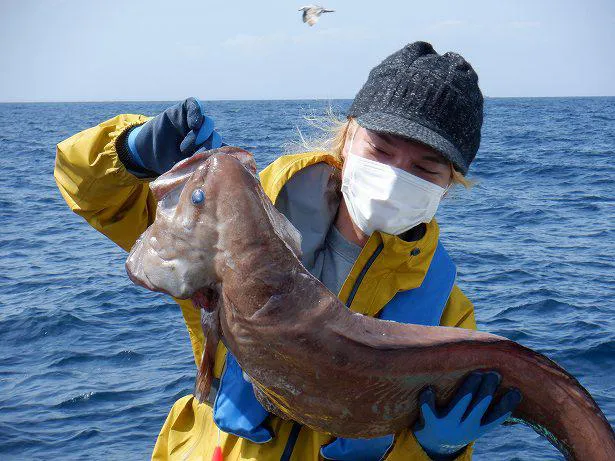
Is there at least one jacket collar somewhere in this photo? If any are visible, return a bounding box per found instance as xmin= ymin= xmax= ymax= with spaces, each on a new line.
xmin=259 ymin=151 xmax=441 ymax=314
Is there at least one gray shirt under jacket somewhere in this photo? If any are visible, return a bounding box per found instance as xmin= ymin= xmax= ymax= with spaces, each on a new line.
xmin=316 ymin=224 xmax=362 ymax=295
xmin=274 ymin=161 xmax=425 ymax=297
xmin=274 ymin=163 xmax=361 ymax=295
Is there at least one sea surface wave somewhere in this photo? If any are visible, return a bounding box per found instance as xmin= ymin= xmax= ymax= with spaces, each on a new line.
xmin=0 ymin=98 xmax=613 ymax=460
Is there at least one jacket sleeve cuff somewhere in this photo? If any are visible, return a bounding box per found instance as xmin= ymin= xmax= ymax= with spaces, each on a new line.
xmin=115 ymin=124 xmax=159 ymax=179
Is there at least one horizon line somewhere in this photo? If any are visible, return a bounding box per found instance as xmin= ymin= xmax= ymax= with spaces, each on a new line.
xmin=1 ymin=95 xmax=614 ymax=104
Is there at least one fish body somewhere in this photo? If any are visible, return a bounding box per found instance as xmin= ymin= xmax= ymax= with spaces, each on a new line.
xmin=126 ymin=149 xmax=615 ymax=460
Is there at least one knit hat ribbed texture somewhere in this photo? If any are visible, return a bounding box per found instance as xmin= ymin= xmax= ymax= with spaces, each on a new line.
xmin=347 ymin=41 xmax=484 ymax=174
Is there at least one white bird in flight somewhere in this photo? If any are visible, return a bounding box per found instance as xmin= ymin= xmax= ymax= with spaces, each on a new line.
xmin=298 ymin=5 xmax=335 ymax=26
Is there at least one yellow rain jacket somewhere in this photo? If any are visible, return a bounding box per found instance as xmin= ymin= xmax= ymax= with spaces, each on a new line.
xmin=55 ymin=114 xmax=476 ymax=461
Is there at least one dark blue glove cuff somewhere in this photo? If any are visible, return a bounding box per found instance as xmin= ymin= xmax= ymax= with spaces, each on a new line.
xmin=121 ymin=98 xmax=222 ymax=177
xmin=127 ymin=124 xmax=147 ymax=170
xmin=132 ymin=98 xmax=203 ymax=175
xmin=116 ymin=124 xmax=158 ymax=179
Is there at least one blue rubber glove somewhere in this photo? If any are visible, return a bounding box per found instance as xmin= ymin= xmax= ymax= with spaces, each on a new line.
xmin=121 ymin=97 xmax=223 ymax=177
xmin=413 ymin=371 xmax=522 ymax=460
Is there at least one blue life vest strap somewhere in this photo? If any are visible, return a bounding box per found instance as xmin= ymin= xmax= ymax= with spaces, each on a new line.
xmin=320 ymin=435 xmax=395 ymax=461
xmin=378 ymin=241 xmax=457 ymax=326
xmin=212 ymin=352 xmax=273 ymax=443
xmin=212 ymin=241 xmax=456 ymax=452
xmin=321 ymin=241 xmax=456 ymax=460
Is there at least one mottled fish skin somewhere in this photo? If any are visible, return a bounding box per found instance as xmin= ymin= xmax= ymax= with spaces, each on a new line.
xmin=126 ymin=149 xmax=615 ymax=460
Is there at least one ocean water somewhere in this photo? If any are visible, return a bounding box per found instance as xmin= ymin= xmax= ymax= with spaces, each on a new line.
xmin=0 ymin=98 xmax=613 ymax=460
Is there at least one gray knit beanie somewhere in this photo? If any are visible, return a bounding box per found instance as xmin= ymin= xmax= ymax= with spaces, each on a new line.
xmin=347 ymin=41 xmax=483 ymax=175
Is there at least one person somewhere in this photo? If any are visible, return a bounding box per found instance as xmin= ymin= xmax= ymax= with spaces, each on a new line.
xmin=54 ymin=41 xmax=521 ymax=461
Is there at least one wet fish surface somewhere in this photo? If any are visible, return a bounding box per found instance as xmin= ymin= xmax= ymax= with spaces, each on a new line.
xmin=125 ymin=147 xmax=615 ymax=460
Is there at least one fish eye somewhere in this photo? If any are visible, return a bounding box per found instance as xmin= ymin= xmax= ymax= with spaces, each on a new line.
xmin=191 ymin=188 xmax=205 ymax=205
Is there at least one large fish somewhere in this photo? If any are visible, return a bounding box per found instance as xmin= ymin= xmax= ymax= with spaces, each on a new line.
xmin=125 ymin=147 xmax=615 ymax=460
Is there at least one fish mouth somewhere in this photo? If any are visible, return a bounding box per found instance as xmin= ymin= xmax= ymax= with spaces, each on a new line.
xmin=191 ymin=286 xmax=219 ymax=312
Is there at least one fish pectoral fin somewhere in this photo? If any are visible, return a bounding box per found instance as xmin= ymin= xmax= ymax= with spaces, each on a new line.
xmin=194 ymin=352 xmax=213 ymax=403
xmin=194 ymin=324 xmax=220 ymax=403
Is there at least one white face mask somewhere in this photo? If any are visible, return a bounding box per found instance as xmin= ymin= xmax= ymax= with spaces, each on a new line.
xmin=341 ymin=131 xmax=448 ymax=236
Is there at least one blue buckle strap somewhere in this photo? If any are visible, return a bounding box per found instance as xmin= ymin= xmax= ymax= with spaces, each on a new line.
xmin=320 ymin=435 xmax=394 ymax=461
xmin=213 ymin=352 xmax=273 ymax=443
xmin=321 ymin=241 xmax=456 ymax=460
xmin=378 ymin=241 xmax=456 ymax=326
xmin=210 ymin=241 xmax=456 ymax=457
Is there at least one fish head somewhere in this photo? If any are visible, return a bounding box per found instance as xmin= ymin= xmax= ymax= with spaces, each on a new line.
xmin=125 ymin=146 xmax=302 ymax=301
xmin=125 ymin=147 xmax=258 ymax=299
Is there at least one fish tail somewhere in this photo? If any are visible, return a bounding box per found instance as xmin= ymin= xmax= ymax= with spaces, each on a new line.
xmin=499 ymin=342 xmax=615 ymax=460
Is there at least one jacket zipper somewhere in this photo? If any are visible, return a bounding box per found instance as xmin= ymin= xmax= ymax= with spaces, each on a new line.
xmin=279 ymin=243 xmax=384 ymax=461
xmin=345 ymin=243 xmax=384 ymax=308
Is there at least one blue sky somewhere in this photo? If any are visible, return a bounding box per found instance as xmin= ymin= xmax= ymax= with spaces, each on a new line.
xmin=1 ymin=0 xmax=614 ymax=101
